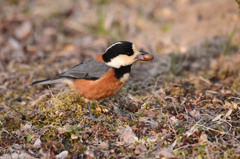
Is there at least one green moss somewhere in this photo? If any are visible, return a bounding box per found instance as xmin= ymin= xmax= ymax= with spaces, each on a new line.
xmin=170 ymin=86 xmax=185 ymax=96
xmin=2 ymin=116 xmax=21 ymax=132
xmin=116 ymin=148 xmax=125 ymax=154
xmin=177 ymin=127 xmax=184 ymax=136
xmin=198 ymin=144 xmax=206 ymax=153
xmin=71 ymin=144 xmax=87 ymax=154
xmin=41 ymin=127 xmax=59 ymax=141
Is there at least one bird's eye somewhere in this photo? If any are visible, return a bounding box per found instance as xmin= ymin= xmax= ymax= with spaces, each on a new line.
xmin=126 ymin=52 xmax=133 ymax=56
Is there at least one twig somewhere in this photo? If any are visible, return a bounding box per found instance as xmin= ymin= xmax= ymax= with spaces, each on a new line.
xmin=184 ymin=118 xmax=203 ymax=137
xmin=167 ymin=116 xmax=178 ymax=137
xmin=147 ymin=134 xmax=173 ymax=156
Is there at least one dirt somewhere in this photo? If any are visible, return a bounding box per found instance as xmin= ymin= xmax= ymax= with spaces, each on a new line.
xmin=0 ymin=0 xmax=240 ymax=158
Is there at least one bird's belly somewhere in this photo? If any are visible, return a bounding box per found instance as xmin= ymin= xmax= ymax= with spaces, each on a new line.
xmin=72 ymin=70 xmax=125 ymax=101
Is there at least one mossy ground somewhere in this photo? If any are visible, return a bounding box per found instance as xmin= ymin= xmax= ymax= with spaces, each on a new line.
xmin=0 ymin=0 xmax=240 ymax=158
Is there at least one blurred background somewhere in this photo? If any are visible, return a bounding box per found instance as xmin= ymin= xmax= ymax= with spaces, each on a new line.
xmin=0 ymin=0 xmax=239 ymax=93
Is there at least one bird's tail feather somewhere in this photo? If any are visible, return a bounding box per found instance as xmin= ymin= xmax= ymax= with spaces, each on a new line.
xmin=31 ymin=78 xmax=69 ymax=86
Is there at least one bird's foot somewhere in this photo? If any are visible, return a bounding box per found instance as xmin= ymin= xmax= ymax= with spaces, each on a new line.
xmin=82 ymin=115 xmax=105 ymax=121
xmin=83 ymin=101 xmax=105 ymax=121
xmin=107 ymin=100 xmax=133 ymax=120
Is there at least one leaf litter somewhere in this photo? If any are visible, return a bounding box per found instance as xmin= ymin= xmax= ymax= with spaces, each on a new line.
xmin=0 ymin=0 xmax=240 ymax=158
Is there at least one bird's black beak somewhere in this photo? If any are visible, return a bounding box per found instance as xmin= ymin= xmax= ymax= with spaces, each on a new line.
xmin=135 ymin=50 xmax=154 ymax=61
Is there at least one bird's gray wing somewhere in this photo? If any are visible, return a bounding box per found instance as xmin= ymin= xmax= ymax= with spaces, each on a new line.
xmin=57 ymin=59 xmax=110 ymax=80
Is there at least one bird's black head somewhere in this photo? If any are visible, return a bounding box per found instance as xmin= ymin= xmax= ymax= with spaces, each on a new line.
xmin=102 ymin=41 xmax=134 ymax=61
xmin=102 ymin=41 xmax=154 ymax=68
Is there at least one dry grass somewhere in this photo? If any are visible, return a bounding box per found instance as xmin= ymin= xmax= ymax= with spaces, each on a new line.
xmin=0 ymin=0 xmax=240 ymax=158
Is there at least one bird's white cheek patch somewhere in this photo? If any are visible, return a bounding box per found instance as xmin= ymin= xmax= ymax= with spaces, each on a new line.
xmin=120 ymin=73 xmax=130 ymax=83
xmin=106 ymin=55 xmax=135 ymax=68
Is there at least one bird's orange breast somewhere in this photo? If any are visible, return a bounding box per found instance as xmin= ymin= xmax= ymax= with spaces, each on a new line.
xmin=72 ymin=68 xmax=125 ymax=101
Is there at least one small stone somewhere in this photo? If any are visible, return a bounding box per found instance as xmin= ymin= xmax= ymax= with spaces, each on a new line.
xmin=134 ymin=144 xmax=146 ymax=155
xmin=55 ymin=150 xmax=69 ymax=159
xmin=189 ymin=109 xmax=201 ymax=119
xmin=71 ymin=134 xmax=78 ymax=139
xmin=99 ymin=141 xmax=109 ymax=150
xmin=33 ymin=138 xmax=41 ymax=148
xmin=134 ymin=148 xmax=141 ymax=155
xmin=116 ymin=126 xmax=138 ymax=145
xmin=169 ymin=116 xmax=179 ymax=125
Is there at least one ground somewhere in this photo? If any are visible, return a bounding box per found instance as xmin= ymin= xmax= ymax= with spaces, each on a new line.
xmin=0 ymin=0 xmax=240 ymax=158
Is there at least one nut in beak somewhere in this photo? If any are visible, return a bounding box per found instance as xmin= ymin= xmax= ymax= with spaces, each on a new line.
xmin=135 ymin=50 xmax=154 ymax=61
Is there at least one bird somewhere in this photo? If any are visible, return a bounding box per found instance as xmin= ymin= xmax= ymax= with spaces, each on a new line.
xmin=32 ymin=41 xmax=154 ymax=121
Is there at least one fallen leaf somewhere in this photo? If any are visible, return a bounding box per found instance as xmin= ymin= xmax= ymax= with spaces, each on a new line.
xmin=134 ymin=144 xmax=146 ymax=155
xmin=189 ymin=109 xmax=201 ymax=119
xmin=212 ymin=114 xmax=222 ymax=121
xmin=20 ymin=123 xmax=32 ymax=131
xmin=98 ymin=141 xmax=109 ymax=150
xmin=176 ymin=114 xmax=186 ymax=120
xmin=169 ymin=116 xmax=179 ymax=125
xmin=225 ymin=109 xmax=233 ymax=118
xmin=14 ymin=21 xmax=32 ymax=40
xmin=142 ymin=109 xmax=156 ymax=118
xmin=34 ymin=138 xmax=41 ymax=148
xmin=199 ymin=133 xmax=208 ymax=143
xmin=57 ymin=125 xmax=69 ymax=134
xmin=153 ymin=147 xmax=176 ymax=158
xmin=55 ymin=150 xmax=69 ymax=159
xmin=232 ymin=102 xmax=238 ymax=109
xmin=116 ymin=126 xmax=138 ymax=145
xmin=0 ymin=151 xmax=37 ymax=159
xmin=71 ymin=134 xmax=78 ymax=139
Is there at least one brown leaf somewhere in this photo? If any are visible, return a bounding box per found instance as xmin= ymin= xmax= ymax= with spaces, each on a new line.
xmin=189 ymin=109 xmax=201 ymax=119
xmin=153 ymin=147 xmax=176 ymax=158
xmin=98 ymin=141 xmax=109 ymax=150
xmin=14 ymin=21 xmax=32 ymax=40
xmin=199 ymin=133 xmax=208 ymax=143
xmin=116 ymin=126 xmax=138 ymax=145
xmin=55 ymin=150 xmax=69 ymax=159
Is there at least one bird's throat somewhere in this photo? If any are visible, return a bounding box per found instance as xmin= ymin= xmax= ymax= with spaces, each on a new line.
xmin=114 ymin=65 xmax=132 ymax=82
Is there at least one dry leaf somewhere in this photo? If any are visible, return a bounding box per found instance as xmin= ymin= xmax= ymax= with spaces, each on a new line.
xmin=0 ymin=151 xmax=37 ymax=159
xmin=14 ymin=21 xmax=32 ymax=40
xmin=134 ymin=144 xmax=146 ymax=155
xmin=232 ymin=102 xmax=238 ymax=109
xmin=98 ymin=141 xmax=109 ymax=150
xmin=169 ymin=116 xmax=179 ymax=125
xmin=212 ymin=114 xmax=222 ymax=121
xmin=55 ymin=150 xmax=69 ymax=159
xmin=225 ymin=109 xmax=233 ymax=118
xmin=71 ymin=134 xmax=78 ymax=139
xmin=33 ymin=138 xmax=42 ymax=148
xmin=153 ymin=147 xmax=176 ymax=158
xmin=116 ymin=126 xmax=138 ymax=145
xmin=199 ymin=133 xmax=208 ymax=143
xmin=57 ymin=126 xmax=68 ymax=134
xmin=189 ymin=109 xmax=201 ymax=119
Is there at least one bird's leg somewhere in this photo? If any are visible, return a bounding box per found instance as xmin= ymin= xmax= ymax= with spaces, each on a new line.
xmin=107 ymin=99 xmax=133 ymax=120
xmin=82 ymin=101 xmax=105 ymax=121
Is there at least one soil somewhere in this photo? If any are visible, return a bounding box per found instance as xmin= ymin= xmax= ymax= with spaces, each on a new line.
xmin=0 ymin=0 xmax=240 ymax=158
